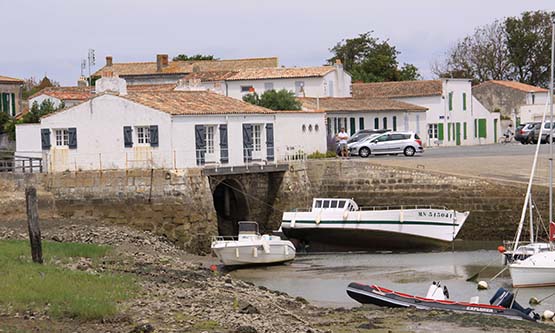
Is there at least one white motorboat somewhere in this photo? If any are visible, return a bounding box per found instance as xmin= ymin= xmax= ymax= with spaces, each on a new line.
xmin=509 ymin=21 xmax=555 ymax=287
xmin=211 ymin=221 xmax=296 ymax=266
xmin=281 ymin=198 xmax=469 ymax=251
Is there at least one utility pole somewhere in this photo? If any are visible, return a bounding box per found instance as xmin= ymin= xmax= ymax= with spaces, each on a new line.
xmin=550 ymin=13 xmax=554 ymax=226
xmin=87 ymin=49 xmax=96 ymax=87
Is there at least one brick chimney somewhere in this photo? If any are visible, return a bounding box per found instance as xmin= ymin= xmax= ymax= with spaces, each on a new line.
xmin=106 ymin=56 xmax=113 ymax=67
xmin=157 ymin=54 xmax=169 ymax=72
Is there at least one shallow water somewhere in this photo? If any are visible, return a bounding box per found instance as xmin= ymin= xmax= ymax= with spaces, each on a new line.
xmin=230 ymin=247 xmax=555 ymax=314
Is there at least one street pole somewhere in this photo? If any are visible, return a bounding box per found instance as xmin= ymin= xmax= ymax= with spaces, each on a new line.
xmin=550 ymin=13 xmax=555 ymax=226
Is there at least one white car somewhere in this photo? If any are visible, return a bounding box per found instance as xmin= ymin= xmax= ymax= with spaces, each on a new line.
xmin=348 ymin=131 xmax=424 ymax=157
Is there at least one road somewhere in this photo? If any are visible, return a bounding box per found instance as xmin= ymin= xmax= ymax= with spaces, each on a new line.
xmin=359 ymin=142 xmax=553 ymax=184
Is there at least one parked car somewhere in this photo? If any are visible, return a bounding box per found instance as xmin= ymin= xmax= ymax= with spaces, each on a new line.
xmin=336 ymin=129 xmax=391 ymax=155
xmin=533 ymin=121 xmax=555 ymax=144
xmin=515 ymin=122 xmax=540 ymax=144
xmin=348 ymin=131 xmax=423 ymax=157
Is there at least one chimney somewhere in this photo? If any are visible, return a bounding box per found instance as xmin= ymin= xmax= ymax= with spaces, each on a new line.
xmin=157 ymin=54 xmax=169 ymax=72
xmin=77 ymin=76 xmax=88 ymax=87
xmin=106 ymin=56 xmax=113 ymax=67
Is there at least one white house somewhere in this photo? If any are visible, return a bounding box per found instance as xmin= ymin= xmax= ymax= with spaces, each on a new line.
xmin=16 ymin=76 xmax=326 ymax=173
xmin=299 ymin=97 xmax=428 ymax=141
xmin=177 ymin=61 xmax=352 ymax=100
xmin=353 ymin=79 xmax=501 ymax=146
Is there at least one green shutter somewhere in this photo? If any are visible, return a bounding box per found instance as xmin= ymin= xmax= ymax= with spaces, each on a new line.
xmin=478 ymin=119 xmax=487 ymax=138
xmin=474 ymin=119 xmax=478 ymax=138
xmin=448 ymin=123 xmax=451 ymax=141
xmin=374 ymin=118 xmax=379 ymax=129
xmin=359 ymin=117 xmax=364 ymax=130
xmin=438 ymin=123 xmax=444 ymax=140
xmin=393 ymin=116 xmax=397 ymax=131
xmin=10 ymin=93 xmax=15 ymax=116
xmin=462 ymin=93 xmax=467 ymax=111
xmin=1 ymin=93 xmax=7 ymax=113
xmin=449 ymin=92 xmax=453 ymax=111
xmin=350 ymin=117 xmax=356 ymax=135
xmin=463 ymin=122 xmax=467 ymax=140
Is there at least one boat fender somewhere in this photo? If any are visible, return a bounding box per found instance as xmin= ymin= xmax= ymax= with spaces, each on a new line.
xmin=426 ymin=282 xmax=445 ymax=300
xmin=316 ymin=215 xmax=321 ymax=225
xmin=529 ymin=297 xmax=540 ymax=305
xmin=400 ymin=210 xmax=404 ymax=223
xmin=284 ymin=245 xmax=289 ymax=255
xmin=252 ymin=247 xmax=258 ymax=257
xmin=543 ymin=310 xmax=555 ymax=320
xmin=262 ymin=241 xmax=270 ymax=254
xmin=291 ymin=219 xmax=296 ymax=228
xmin=235 ymin=248 xmax=240 ymax=258
xmin=497 ymin=245 xmax=506 ymax=253
xmin=477 ymin=281 xmax=488 ymax=290
xmin=343 ymin=211 xmax=349 ymax=220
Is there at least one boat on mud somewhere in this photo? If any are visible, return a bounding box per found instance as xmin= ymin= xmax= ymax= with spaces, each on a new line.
xmin=346 ymin=282 xmax=539 ymax=322
xmin=211 ymin=221 xmax=296 ymax=266
xmin=280 ymin=198 xmax=469 ymax=251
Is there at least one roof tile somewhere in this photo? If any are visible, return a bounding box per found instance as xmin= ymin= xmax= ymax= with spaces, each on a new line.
xmin=225 ymin=66 xmax=336 ymax=81
xmin=476 ymin=80 xmax=548 ymax=93
xmin=0 ymin=75 xmax=24 ymax=84
xmin=352 ymin=80 xmax=442 ymax=98
xmin=300 ymin=97 xmax=427 ymax=112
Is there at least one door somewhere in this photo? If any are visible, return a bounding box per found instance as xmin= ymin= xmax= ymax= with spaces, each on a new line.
xmin=455 ymin=122 xmax=461 ymax=146
xmin=371 ymin=133 xmax=393 ymax=154
xmin=494 ymin=119 xmax=498 ymax=142
xmin=389 ymin=133 xmax=407 ymax=153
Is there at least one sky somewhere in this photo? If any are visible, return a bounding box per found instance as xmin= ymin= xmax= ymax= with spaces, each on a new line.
xmin=1 ymin=0 xmax=554 ymax=86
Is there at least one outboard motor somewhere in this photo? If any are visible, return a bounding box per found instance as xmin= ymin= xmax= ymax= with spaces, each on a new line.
xmin=426 ymin=281 xmax=446 ymax=301
xmin=489 ymin=288 xmax=533 ymax=315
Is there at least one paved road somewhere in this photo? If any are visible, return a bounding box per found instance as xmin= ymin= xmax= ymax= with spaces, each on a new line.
xmin=359 ymin=142 xmax=554 ymax=184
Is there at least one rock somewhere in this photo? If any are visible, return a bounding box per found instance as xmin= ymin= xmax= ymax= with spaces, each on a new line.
xmin=235 ymin=326 xmax=257 ymax=333
xmin=239 ymin=303 xmax=260 ymax=314
xmin=543 ymin=310 xmax=554 ymax=320
xmin=51 ymin=235 xmax=63 ymax=242
xmin=477 ymin=281 xmax=488 ymax=290
xmin=130 ymin=323 xmax=154 ymax=333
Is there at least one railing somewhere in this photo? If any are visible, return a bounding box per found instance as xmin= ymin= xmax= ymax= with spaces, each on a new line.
xmin=0 ymin=152 xmax=43 ymax=173
xmin=212 ymin=235 xmax=239 ymax=242
xmin=289 ymin=204 xmax=449 ymax=212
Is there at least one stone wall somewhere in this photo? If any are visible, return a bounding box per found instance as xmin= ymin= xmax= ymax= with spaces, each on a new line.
xmin=271 ymin=159 xmax=547 ymax=242
xmin=473 ymin=82 xmax=525 ymax=120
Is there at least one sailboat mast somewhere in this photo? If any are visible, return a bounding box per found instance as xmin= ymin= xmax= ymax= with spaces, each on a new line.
xmin=550 ymin=13 xmax=555 ymax=228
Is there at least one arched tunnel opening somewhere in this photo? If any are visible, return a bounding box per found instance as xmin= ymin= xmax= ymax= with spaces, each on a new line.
xmin=212 ymin=179 xmax=250 ymax=236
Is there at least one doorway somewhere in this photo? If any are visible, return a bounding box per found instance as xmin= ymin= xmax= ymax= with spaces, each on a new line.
xmin=212 ymin=179 xmax=250 ymax=236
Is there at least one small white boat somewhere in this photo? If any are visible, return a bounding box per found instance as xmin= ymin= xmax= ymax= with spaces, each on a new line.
xmin=211 ymin=221 xmax=296 ymax=266
xmin=510 ymin=251 xmax=555 ymax=288
xmin=281 ymin=198 xmax=469 ymax=251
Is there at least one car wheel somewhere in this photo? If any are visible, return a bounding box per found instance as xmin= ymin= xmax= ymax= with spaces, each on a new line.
xmin=359 ymin=147 xmax=371 ymax=158
xmin=404 ymin=146 xmax=416 ymax=157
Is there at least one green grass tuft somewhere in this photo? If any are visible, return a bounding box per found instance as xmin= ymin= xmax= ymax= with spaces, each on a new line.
xmin=0 ymin=240 xmax=136 ymax=320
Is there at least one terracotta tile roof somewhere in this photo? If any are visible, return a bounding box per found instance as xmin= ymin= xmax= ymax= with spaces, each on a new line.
xmin=226 ymin=66 xmax=335 ymax=81
xmin=475 ymin=80 xmax=548 ymax=93
xmin=300 ymin=97 xmax=427 ymax=113
xmin=29 ymin=86 xmax=93 ymax=101
xmin=182 ymin=71 xmax=238 ymax=82
xmin=0 ymin=75 xmax=24 ymax=84
xmin=93 ymin=57 xmax=278 ymax=77
xmin=123 ymin=91 xmax=274 ymax=115
xmin=127 ymin=84 xmax=177 ymax=92
xmin=352 ymin=80 xmax=443 ymax=98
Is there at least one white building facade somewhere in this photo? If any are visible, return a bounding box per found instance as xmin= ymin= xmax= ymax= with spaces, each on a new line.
xmin=353 ymin=79 xmax=501 ymax=146
xmin=16 ymin=79 xmax=326 ymax=173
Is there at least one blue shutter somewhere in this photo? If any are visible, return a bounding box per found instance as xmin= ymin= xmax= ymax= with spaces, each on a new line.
xmin=219 ymin=124 xmax=228 ymax=164
xmin=265 ymin=123 xmax=274 ymax=161
xmin=242 ymin=124 xmax=253 ymax=162
xmin=149 ymin=125 xmax=159 ymax=147
xmin=10 ymin=93 xmax=16 ymax=116
xmin=68 ymin=127 xmax=77 ymax=149
xmin=195 ymin=125 xmax=206 ymax=165
xmin=123 ymin=126 xmax=133 ymax=147
xmin=41 ymin=129 xmax=51 ymax=150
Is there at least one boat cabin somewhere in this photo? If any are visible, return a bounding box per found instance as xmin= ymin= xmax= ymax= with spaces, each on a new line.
xmin=238 ymin=221 xmax=260 ymax=239
xmin=311 ymin=198 xmax=359 ymax=212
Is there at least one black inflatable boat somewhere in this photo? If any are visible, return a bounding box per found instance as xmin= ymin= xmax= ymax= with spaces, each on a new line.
xmin=346 ymin=282 xmax=539 ymax=321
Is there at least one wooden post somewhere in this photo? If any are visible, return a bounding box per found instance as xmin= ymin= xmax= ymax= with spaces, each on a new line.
xmin=25 ymin=186 xmax=43 ymax=264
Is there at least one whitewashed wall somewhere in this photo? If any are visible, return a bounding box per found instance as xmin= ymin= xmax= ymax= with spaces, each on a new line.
xmin=274 ymin=112 xmax=327 ymax=156
xmin=15 ymin=123 xmax=42 ymax=158
xmin=326 ymin=111 xmax=427 ymax=138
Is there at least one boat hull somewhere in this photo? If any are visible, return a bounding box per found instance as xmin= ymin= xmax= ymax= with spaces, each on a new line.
xmin=281 ymin=208 xmax=468 ymax=251
xmin=509 ymin=251 xmax=555 ymax=287
xmin=212 ymin=242 xmax=296 ymax=266
xmin=346 ymin=283 xmax=535 ymax=321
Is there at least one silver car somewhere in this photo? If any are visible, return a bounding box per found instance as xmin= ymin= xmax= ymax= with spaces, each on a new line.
xmin=348 ymin=131 xmax=423 ymax=157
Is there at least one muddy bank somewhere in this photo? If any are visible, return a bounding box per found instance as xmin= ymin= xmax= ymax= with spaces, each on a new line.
xmin=0 ymin=220 xmax=552 ymax=333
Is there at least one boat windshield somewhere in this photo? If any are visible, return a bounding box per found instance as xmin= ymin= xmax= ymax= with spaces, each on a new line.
xmin=238 ymin=221 xmax=259 ymax=234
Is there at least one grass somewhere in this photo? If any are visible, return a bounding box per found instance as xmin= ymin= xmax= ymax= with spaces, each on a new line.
xmin=0 ymin=240 xmax=136 ymax=320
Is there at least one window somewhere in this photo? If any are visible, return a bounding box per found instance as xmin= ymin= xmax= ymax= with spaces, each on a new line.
xmin=383 ymin=117 xmax=388 ymax=129
xmin=241 ymin=86 xmax=253 ymax=93
xmin=264 ymin=82 xmax=274 ymax=91
xmin=253 ymin=124 xmax=262 ymax=151
xmin=463 ymin=122 xmax=467 ymax=140
xmin=337 ymin=201 xmax=346 ymax=208
xmin=392 ymin=116 xmax=397 ymax=131
xmin=206 ymin=126 xmax=215 ymax=153
xmin=323 ymin=200 xmax=330 ymax=208
xmin=359 ymin=117 xmax=365 ymax=130
xmin=462 ymin=92 xmax=467 ymax=111
xmin=374 ymin=118 xmax=379 ymax=129
xmin=448 ymin=92 xmax=453 ymax=111
xmin=302 ymin=124 xmax=307 ymax=132
xmin=376 ymin=134 xmax=389 ymax=142
xmin=55 ymin=129 xmax=69 ymax=146
xmin=428 ymin=124 xmax=438 ymax=139
xmin=391 ymin=134 xmax=407 ymax=140
xmin=315 ymin=124 xmax=319 ymax=132
xmin=308 ymin=124 xmax=313 ymax=132
xmin=315 ymin=200 xmax=322 ymax=208
xmin=532 ymin=93 xmax=536 ymax=104
xmin=137 ymin=126 xmax=151 ymax=144
xmin=330 ymin=200 xmax=338 ymax=208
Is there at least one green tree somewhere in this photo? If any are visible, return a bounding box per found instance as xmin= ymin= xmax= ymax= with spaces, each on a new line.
xmin=243 ymin=89 xmax=302 ymax=110
xmin=4 ymin=100 xmax=64 ymax=141
xmin=505 ymin=11 xmax=553 ymax=87
xmin=327 ymin=32 xmax=420 ymax=82
xmin=172 ymin=54 xmax=218 ymax=61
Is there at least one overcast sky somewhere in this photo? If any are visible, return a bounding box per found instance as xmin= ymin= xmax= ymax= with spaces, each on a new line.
xmin=1 ymin=0 xmax=554 ymax=86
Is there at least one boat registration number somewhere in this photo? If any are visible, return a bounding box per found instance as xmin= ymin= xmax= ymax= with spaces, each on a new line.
xmin=418 ymin=211 xmax=453 ymax=219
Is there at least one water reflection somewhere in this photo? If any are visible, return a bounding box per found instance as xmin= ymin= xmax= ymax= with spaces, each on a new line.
xmin=230 ymin=249 xmax=555 ymax=313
